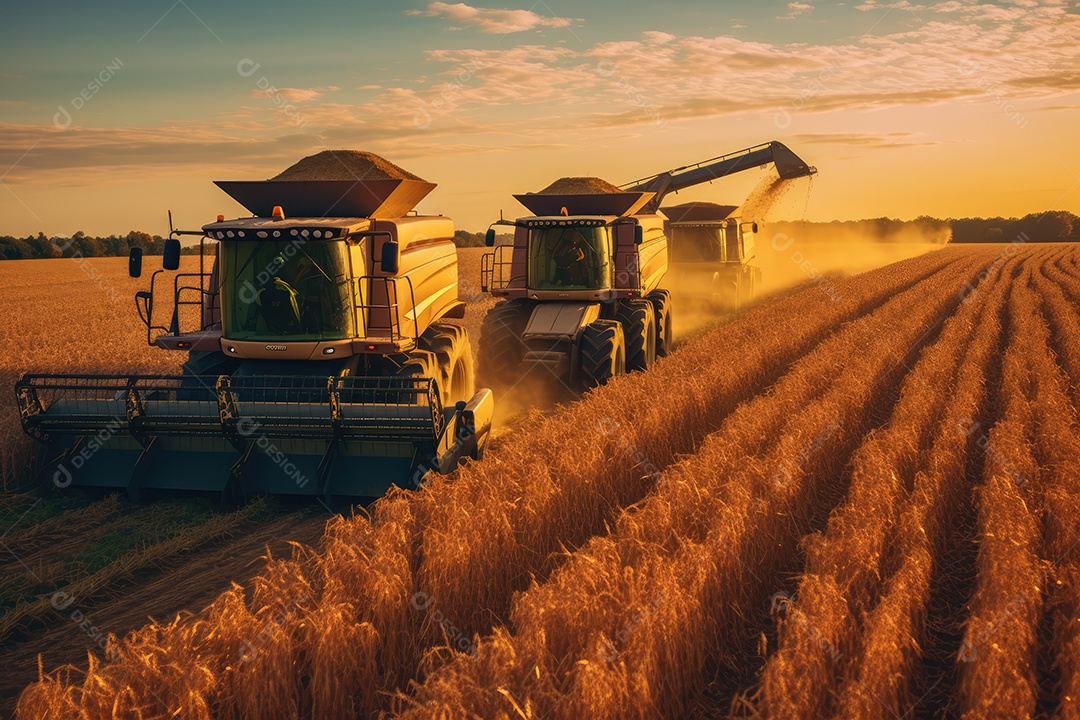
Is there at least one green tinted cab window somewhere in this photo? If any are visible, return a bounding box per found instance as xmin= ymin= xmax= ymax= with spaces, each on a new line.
xmin=528 ymin=225 xmax=612 ymax=290
xmin=221 ymin=240 xmax=354 ymax=341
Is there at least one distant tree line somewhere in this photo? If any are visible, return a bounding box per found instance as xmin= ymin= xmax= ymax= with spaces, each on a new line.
xmin=0 ymin=230 xmax=173 ymax=260
xmin=948 ymin=211 xmax=1079 ymax=243
xmin=2 ymin=212 xmax=1076 ymax=260
xmin=758 ymin=210 xmax=1080 ymax=245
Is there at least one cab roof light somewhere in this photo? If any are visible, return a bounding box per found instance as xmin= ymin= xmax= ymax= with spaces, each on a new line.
xmin=272 ymin=206 xmax=285 ymax=221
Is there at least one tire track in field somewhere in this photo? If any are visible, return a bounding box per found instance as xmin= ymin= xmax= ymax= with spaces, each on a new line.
xmin=0 ymin=496 xmax=124 ymax=571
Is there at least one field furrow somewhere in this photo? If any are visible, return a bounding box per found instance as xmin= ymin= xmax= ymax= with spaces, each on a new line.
xmin=1029 ymin=264 xmax=1080 ymax=720
xmin=388 ymin=250 xmax=991 ymax=718
xmin=956 ymin=262 xmax=1058 ymax=720
xmin=757 ymin=248 xmax=1022 ymax=720
xmin=1042 ymin=259 xmax=1080 ymax=408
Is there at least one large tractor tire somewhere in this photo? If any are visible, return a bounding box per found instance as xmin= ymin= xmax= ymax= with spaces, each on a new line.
xmin=422 ymin=323 xmax=475 ymax=406
xmin=747 ymin=266 xmax=761 ymax=304
xmin=647 ymin=290 xmax=673 ymax=358
xmin=478 ymin=300 xmax=532 ymax=386
xmin=580 ymin=319 xmax=626 ymax=389
xmin=393 ymin=349 xmax=439 ymax=383
xmin=615 ymin=299 xmax=657 ymax=373
xmin=393 ymin=349 xmax=444 ymax=422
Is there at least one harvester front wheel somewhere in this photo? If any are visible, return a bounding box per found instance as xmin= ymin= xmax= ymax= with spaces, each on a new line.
xmin=394 ymin=349 xmax=441 ymax=391
xmin=615 ymin=299 xmax=657 ymax=372
xmin=647 ymin=290 xmax=673 ymax=358
xmin=478 ymin=300 xmax=532 ymax=386
xmin=580 ymin=319 xmax=625 ymax=389
xmin=423 ymin=323 xmax=475 ymax=406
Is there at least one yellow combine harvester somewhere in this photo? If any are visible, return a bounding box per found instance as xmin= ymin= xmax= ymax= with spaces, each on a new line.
xmin=627 ymin=141 xmax=817 ymax=309
xmin=476 ymin=141 xmax=816 ymax=389
xmin=16 ymin=153 xmax=493 ymax=503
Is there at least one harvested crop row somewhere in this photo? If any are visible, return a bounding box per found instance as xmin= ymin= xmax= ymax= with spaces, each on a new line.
xmin=956 ymin=263 xmax=1056 ymax=719
xmin=0 ymin=499 xmax=267 ymax=645
xmin=13 ymin=250 xmax=971 ymax=719
xmin=392 ymin=250 xmax=991 ymax=718
xmin=756 ymin=247 xmax=1023 ymax=720
xmin=0 ymin=496 xmax=123 ymax=566
xmin=0 ymin=498 xmax=218 ymax=610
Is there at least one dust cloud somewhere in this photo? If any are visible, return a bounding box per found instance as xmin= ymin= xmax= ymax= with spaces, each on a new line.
xmin=667 ymin=170 xmax=944 ymax=339
xmin=747 ymin=171 xmax=943 ymax=299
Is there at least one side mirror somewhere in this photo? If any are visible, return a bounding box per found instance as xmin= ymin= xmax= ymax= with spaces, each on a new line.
xmin=633 ymin=225 xmax=644 ymax=245
xmin=485 ymin=228 xmax=496 ymax=247
xmin=752 ymin=223 xmax=759 ymax=233
xmin=381 ymin=241 xmax=400 ymax=274
xmin=128 ymin=247 xmax=144 ymax=278
xmin=162 ymin=238 xmax=181 ymax=271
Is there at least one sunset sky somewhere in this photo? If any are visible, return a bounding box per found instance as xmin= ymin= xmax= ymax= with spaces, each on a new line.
xmin=1 ymin=0 xmax=1078 ymax=237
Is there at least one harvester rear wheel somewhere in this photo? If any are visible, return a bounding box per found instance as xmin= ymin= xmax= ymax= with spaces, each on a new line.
xmin=615 ymin=299 xmax=657 ymax=372
xmin=647 ymin=290 xmax=673 ymax=358
xmin=580 ymin=319 xmax=625 ymax=389
xmin=478 ymin=300 xmax=532 ymax=386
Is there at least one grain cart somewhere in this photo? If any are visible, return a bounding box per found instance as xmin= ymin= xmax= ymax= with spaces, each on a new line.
xmin=16 ymin=154 xmax=493 ymax=503
xmin=625 ymin=141 xmax=817 ymax=308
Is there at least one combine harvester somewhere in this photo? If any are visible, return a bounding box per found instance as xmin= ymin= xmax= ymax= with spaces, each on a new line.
xmin=626 ymin=141 xmax=817 ymax=309
xmin=478 ymin=140 xmax=815 ymax=389
xmin=15 ymin=151 xmax=493 ymax=503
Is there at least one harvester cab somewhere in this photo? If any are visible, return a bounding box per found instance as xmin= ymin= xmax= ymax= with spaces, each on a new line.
xmin=624 ymin=140 xmax=816 ymax=309
xmin=17 ymin=156 xmax=493 ymax=504
xmin=479 ymin=187 xmax=671 ymax=390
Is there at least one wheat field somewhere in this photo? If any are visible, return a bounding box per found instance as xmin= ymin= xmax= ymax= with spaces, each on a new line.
xmin=3 ymin=243 xmax=1079 ymax=719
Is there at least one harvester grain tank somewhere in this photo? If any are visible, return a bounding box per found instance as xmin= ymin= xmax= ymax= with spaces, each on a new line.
xmin=623 ymin=141 xmax=817 ymax=308
xmin=16 ymin=152 xmax=492 ymax=502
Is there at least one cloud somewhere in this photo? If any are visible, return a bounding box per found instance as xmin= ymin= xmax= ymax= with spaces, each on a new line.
xmin=792 ymin=132 xmax=943 ymax=148
xmin=409 ymin=2 xmax=581 ymax=34
xmin=248 ymin=86 xmax=340 ymax=103
xmin=778 ymin=2 xmax=814 ymax=19
xmin=5 ymin=2 xmax=1080 ymax=183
